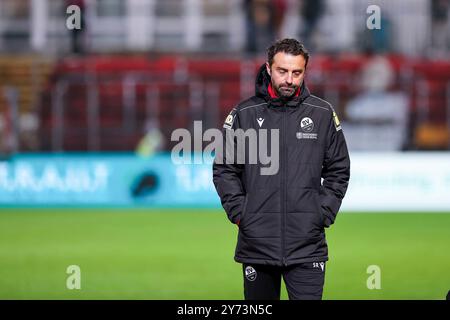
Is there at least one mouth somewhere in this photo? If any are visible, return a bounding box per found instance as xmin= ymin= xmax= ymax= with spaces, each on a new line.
xmin=280 ymin=86 xmax=296 ymax=92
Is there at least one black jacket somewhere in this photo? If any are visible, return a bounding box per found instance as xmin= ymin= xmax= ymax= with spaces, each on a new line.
xmin=213 ymin=65 xmax=350 ymax=266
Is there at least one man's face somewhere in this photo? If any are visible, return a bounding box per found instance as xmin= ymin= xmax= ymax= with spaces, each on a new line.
xmin=266 ymin=52 xmax=306 ymax=98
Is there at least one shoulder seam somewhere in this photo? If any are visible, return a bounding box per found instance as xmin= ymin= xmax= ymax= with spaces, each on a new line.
xmin=309 ymin=94 xmax=335 ymax=112
xmin=238 ymin=102 xmax=268 ymax=112
xmin=303 ymin=102 xmax=329 ymax=111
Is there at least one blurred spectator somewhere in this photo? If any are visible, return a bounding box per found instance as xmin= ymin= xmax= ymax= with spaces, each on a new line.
xmin=136 ymin=120 xmax=164 ymax=158
xmin=358 ymin=13 xmax=392 ymax=54
xmin=1 ymin=87 xmax=39 ymax=154
xmin=7 ymin=0 xmax=30 ymax=18
xmin=298 ymin=0 xmax=324 ymax=51
xmin=1 ymin=87 xmax=18 ymax=154
xmin=311 ymin=0 xmax=355 ymax=53
xmin=358 ymin=54 xmax=395 ymax=94
xmin=132 ymin=119 xmax=163 ymax=197
xmin=18 ymin=113 xmax=40 ymax=151
xmin=0 ymin=0 xmax=31 ymax=51
xmin=244 ymin=0 xmax=287 ymax=53
xmin=0 ymin=113 xmax=6 ymax=155
xmin=344 ymin=54 xmax=409 ymax=151
xmin=430 ymin=0 xmax=449 ymax=58
xmin=66 ymin=0 xmax=86 ymax=54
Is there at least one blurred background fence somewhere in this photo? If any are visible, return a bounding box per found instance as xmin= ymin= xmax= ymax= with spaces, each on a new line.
xmin=0 ymin=0 xmax=449 ymax=208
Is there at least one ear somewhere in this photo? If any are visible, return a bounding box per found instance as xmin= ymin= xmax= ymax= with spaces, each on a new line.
xmin=265 ymin=62 xmax=271 ymax=76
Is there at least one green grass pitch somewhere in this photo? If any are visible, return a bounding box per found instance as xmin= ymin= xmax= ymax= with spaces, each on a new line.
xmin=0 ymin=209 xmax=449 ymax=300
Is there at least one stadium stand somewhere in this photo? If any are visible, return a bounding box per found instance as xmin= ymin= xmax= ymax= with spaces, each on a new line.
xmin=29 ymin=54 xmax=450 ymax=152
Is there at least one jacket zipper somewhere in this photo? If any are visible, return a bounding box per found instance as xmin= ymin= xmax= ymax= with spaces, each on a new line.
xmin=281 ymin=105 xmax=287 ymax=266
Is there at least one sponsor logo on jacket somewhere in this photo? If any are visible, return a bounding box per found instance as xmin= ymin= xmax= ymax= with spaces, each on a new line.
xmin=297 ymin=117 xmax=317 ymax=139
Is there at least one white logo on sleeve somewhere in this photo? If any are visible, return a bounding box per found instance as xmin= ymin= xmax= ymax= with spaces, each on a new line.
xmin=257 ymin=117 xmax=264 ymax=127
xmin=245 ymin=266 xmax=257 ymax=281
xmin=313 ymin=262 xmax=325 ymax=272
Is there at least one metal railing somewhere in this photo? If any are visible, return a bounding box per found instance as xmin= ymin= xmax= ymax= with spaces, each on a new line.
xmin=47 ymin=69 xmax=227 ymax=151
xmin=2 ymin=58 xmax=450 ymax=153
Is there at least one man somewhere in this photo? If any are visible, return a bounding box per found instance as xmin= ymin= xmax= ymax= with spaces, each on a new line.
xmin=212 ymin=38 xmax=350 ymax=300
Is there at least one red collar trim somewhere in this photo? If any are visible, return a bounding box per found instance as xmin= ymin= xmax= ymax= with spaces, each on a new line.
xmin=268 ymin=83 xmax=278 ymax=98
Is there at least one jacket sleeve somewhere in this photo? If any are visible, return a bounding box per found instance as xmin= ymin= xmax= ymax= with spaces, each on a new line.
xmin=212 ymin=108 xmax=246 ymax=225
xmin=320 ymin=110 xmax=351 ymax=227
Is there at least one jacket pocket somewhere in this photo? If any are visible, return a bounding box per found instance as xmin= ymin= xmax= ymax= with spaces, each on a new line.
xmin=286 ymin=212 xmax=322 ymax=237
xmin=312 ymin=190 xmax=325 ymax=228
xmin=318 ymin=209 xmax=325 ymax=228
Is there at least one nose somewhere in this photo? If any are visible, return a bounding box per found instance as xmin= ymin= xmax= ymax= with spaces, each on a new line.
xmin=286 ymin=73 xmax=293 ymax=85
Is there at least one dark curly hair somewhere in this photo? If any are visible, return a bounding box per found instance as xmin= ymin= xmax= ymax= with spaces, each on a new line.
xmin=267 ymin=38 xmax=310 ymax=67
